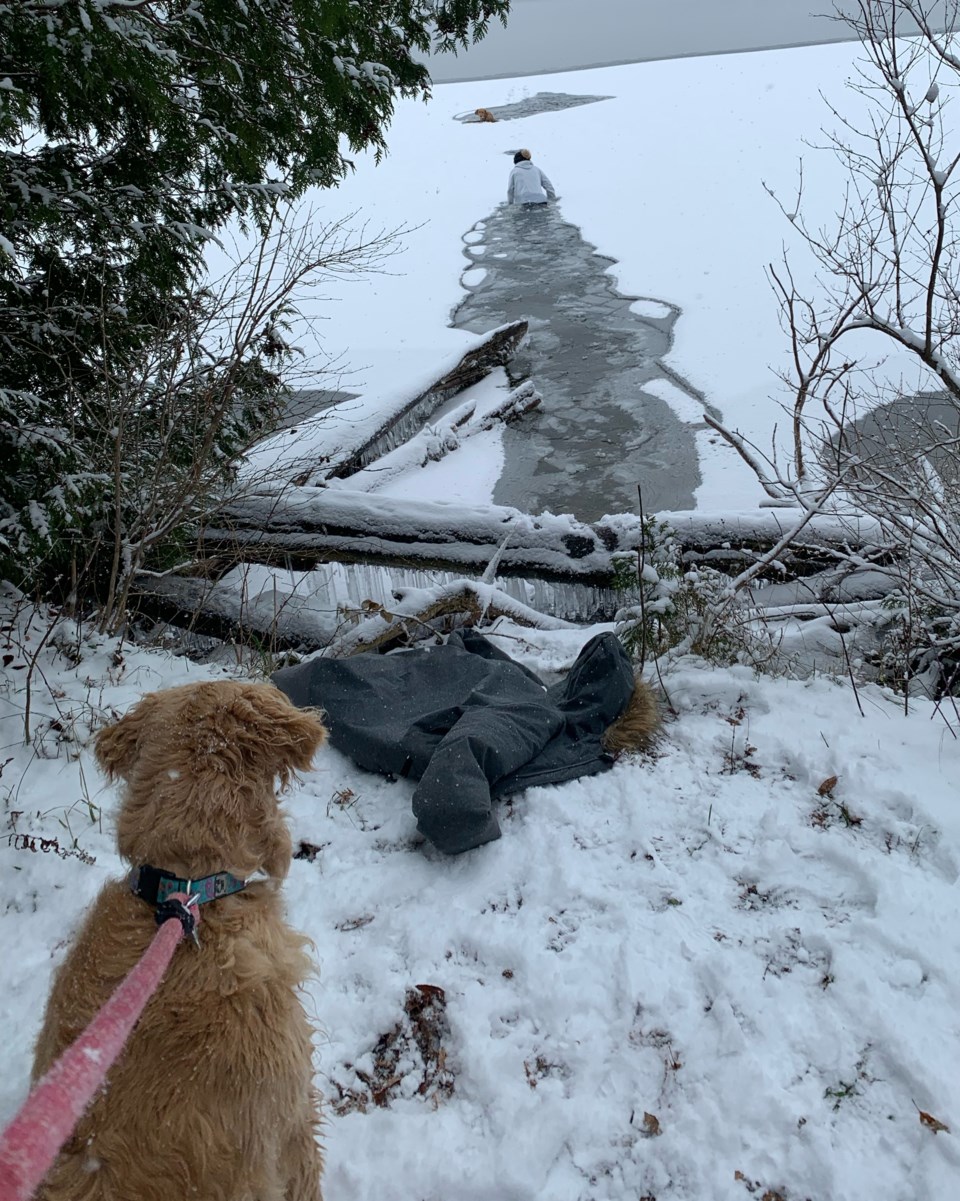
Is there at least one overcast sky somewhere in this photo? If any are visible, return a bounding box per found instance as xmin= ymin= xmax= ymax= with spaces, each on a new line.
xmin=424 ymin=0 xmax=923 ymax=82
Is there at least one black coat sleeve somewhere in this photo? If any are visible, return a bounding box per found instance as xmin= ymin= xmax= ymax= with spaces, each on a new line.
xmin=412 ymin=698 xmax=562 ymax=854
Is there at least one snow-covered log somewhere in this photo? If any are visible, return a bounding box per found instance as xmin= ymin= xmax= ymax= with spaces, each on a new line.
xmin=327 ymin=379 xmax=541 ymax=494
xmin=240 ymin=320 xmax=528 ymax=489
xmin=129 ymin=572 xmax=573 ymax=654
xmin=135 ymin=506 xmax=899 ymax=650
xmin=203 ymin=487 xmax=622 ymax=584
xmin=659 ymin=509 xmax=892 ymax=570
xmin=202 ymin=493 xmax=895 ymax=586
xmin=130 ymin=573 xmax=342 ymax=651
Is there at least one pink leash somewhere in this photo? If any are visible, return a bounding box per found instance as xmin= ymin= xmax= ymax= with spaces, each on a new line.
xmin=0 ymin=893 xmax=199 ymax=1201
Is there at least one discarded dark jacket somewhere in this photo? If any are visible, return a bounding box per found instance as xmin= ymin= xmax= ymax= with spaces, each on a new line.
xmin=272 ymin=630 xmax=637 ymax=855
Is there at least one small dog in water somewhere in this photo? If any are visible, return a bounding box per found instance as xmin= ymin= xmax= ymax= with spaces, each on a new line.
xmin=31 ymin=681 xmax=328 ymax=1201
xmin=474 ymin=107 xmax=497 ymax=122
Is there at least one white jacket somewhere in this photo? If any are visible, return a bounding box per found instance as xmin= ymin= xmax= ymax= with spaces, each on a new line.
xmin=507 ymin=160 xmax=557 ymax=205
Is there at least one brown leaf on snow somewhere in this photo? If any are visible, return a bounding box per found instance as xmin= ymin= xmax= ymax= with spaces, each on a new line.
xmin=919 ymin=1109 xmax=950 ymax=1134
xmin=817 ymin=775 xmax=838 ymax=797
xmin=414 ymin=983 xmax=446 ymax=1002
xmin=642 ymin=1111 xmax=661 ymax=1136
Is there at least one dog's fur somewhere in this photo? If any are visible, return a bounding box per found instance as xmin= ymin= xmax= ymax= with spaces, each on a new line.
xmin=601 ymin=676 xmax=660 ymax=754
xmin=32 ymin=681 xmax=328 ymax=1201
xmin=474 ymin=107 xmax=497 ymax=122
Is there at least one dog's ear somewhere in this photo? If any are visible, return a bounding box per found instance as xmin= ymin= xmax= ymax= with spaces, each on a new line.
xmin=227 ymin=685 xmax=327 ymax=788
xmin=95 ymin=693 xmax=160 ymax=782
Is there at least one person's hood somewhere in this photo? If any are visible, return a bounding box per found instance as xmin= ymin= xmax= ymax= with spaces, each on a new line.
xmin=549 ymin=631 xmax=636 ymax=734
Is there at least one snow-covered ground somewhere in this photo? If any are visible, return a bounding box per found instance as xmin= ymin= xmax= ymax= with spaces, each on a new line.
xmin=3 ymin=35 xmax=960 ymax=1201
xmin=2 ymin=608 xmax=959 ymax=1201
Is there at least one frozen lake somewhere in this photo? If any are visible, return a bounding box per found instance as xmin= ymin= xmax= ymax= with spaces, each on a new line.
xmin=281 ymin=7 xmax=956 ymax=520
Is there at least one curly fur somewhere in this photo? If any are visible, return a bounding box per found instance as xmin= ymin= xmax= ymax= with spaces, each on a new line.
xmin=601 ymin=676 xmax=660 ymax=754
xmin=32 ymin=681 xmax=328 ymax=1201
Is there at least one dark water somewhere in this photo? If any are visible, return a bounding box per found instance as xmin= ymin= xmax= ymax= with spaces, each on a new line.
xmin=277 ymin=388 xmax=357 ymax=431
xmin=452 ymin=202 xmax=708 ymax=520
xmin=836 ymin=393 xmax=960 ymax=490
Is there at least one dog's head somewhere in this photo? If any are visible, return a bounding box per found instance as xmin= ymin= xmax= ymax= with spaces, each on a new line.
xmin=96 ymin=681 xmax=327 ymax=882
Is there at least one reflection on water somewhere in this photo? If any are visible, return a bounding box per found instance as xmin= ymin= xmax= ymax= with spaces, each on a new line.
xmin=453 ymin=202 xmax=704 ymax=520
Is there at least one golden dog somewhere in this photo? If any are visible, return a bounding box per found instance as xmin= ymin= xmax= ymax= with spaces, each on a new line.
xmin=31 ymin=681 xmax=328 ymax=1201
xmin=474 ymin=107 xmax=497 ymax=122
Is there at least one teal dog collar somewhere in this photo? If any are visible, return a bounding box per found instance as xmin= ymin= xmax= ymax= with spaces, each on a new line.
xmin=129 ymin=864 xmax=248 ymax=907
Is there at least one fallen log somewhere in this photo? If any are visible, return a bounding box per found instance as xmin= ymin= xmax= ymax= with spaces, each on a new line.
xmin=130 ymin=574 xmax=339 ymax=652
xmin=203 ymin=487 xmax=621 ymax=584
xmin=130 ymin=573 xmax=573 ymax=655
xmin=330 ymin=378 xmax=541 ymax=495
xmin=660 ymin=509 xmax=892 ymax=569
xmin=134 ymin=502 xmax=902 ymax=654
xmin=201 ymin=492 xmax=894 ymax=587
xmin=239 ymin=320 xmax=529 ymax=490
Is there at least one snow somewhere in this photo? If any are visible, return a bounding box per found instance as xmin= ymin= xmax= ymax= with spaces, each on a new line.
xmin=2 ymin=610 xmax=960 ymax=1201
xmin=629 ymin=299 xmax=675 ymax=321
xmin=460 ymin=265 xmax=488 ymax=286
xmin=4 ymin=33 xmax=960 ymax=1201
xmin=641 ymin=377 xmax=710 ymax=427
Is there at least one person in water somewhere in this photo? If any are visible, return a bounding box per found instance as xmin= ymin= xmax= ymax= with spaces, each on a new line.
xmin=507 ymin=149 xmax=557 ymax=206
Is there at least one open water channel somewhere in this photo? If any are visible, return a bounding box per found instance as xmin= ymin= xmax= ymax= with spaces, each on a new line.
xmin=453 ymin=203 xmax=701 ymax=520
xmin=451 ymin=94 xmax=710 ymax=521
